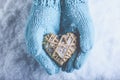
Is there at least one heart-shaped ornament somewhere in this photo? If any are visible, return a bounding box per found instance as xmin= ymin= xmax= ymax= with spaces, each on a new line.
xmin=43 ymin=33 xmax=77 ymax=66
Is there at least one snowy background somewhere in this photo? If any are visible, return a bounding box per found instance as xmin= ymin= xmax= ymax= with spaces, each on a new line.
xmin=0 ymin=0 xmax=120 ymax=80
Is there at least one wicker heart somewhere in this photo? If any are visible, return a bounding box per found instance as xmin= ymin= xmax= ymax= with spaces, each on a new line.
xmin=43 ymin=33 xmax=77 ymax=66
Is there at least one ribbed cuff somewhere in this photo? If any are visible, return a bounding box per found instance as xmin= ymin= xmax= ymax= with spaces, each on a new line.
xmin=33 ymin=0 xmax=60 ymax=7
xmin=78 ymin=0 xmax=88 ymax=3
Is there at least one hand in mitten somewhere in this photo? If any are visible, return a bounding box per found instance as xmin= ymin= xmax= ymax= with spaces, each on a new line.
xmin=60 ymin=0 xmax=94 ymax=72
xmin=25 ymin=0 xmax=61 ymax=75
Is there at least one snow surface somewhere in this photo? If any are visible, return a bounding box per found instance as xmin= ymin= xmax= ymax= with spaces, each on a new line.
xmin=0 ymin=0 xmax=120 ymax=80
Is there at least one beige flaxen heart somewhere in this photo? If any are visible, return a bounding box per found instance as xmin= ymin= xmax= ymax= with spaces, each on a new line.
xmin=43 ymin=33 xmax=77 ymax=66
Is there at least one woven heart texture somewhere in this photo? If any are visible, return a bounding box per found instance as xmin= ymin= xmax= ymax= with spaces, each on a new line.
xmin=43 ymin=33 xmax=77 ymax=66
